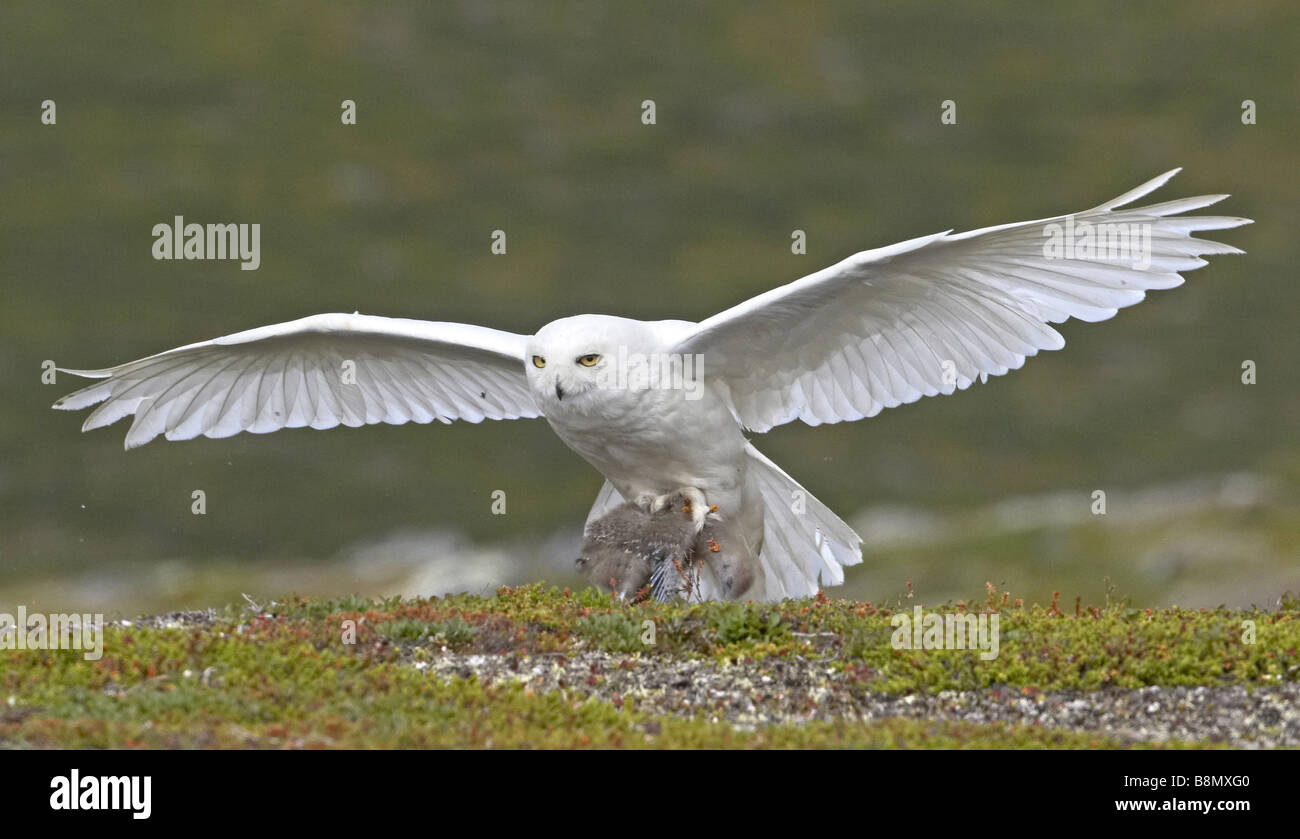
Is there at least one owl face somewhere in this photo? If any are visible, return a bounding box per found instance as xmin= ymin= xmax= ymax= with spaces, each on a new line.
xmin=526 ymin=315 xmax=636 ymax=404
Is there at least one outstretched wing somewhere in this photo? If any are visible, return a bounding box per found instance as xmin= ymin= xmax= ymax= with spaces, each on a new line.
xmin=672 ymin=169 xmax=1251 ymax=432
xmin=53 ymin=312 xmax=540 ymax=449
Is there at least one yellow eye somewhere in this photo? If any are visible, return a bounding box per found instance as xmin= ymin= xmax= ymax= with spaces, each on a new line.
xmin=531 ymin=355 xmax=546 ymax=369
xmin=577 ymin=354 xmax=601 ymax=367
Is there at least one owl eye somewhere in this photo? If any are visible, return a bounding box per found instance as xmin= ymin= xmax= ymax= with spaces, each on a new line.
xmin=531 ymin=355 xmax=546 ymax=369
xmin=577 ymin=354 xmax=601 ymax=367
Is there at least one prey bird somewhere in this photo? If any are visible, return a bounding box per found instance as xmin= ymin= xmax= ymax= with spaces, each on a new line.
xmin=577 ymin=490 xmax=717 ymax=602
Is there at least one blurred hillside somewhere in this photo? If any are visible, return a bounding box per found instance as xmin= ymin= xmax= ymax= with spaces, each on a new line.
xmin=1 ymin=1 xmax=1295 ymax=613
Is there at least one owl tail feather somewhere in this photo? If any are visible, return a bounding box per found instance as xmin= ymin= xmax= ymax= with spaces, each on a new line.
xmin=742 ymin=443 xmax=863 ymax=600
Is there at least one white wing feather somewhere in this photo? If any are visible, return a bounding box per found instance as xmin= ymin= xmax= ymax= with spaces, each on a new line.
xmin=673 ymin=169 xmax=1251 ymax=432
xmin=53 ymin=312 xmax=540 ymax=449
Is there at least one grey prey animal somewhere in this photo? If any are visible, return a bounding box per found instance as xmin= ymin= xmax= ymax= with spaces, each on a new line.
xmin=52 ymin=171 xmax=1249 ymax=600
xmin=578 ymin=490 xmax=731 ymax=601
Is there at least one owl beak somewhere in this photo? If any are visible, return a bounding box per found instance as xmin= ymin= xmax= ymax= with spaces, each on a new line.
xmin=555 ymin=380 xmax=565 ymax=400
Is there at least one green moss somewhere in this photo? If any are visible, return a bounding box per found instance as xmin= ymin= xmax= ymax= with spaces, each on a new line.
xmin=271 ymin=584 xmax=1300 ymax=691
xmin=707 ymin=602 xmax=789 ymax=646
xmin=573 ymin=613 xmax=646 ymax=653
xmin=0 ymin=708 xmax=1211 ymax=750
xmin=374 ymin=617 xmax=479 ymax=647
xmin=1 ymin=586 xmax=1295 ymax=748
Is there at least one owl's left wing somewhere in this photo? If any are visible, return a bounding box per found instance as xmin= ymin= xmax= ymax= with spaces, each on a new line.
xmin=670 ymin=169 xmax=1250 ymax=432
xmin=53 ymin=313 xmax=540 ymax=449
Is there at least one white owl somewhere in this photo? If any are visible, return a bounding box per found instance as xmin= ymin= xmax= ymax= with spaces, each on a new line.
xmin=53 ymin=170 xmax=1249 ymax=600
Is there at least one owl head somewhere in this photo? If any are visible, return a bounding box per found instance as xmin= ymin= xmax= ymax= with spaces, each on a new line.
xmin=525 ymin=314 xmax=639 ymax=404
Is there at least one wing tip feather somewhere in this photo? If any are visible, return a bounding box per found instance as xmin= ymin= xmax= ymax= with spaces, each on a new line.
xmin=1091 ymin=168 xmax=1182 ymax=212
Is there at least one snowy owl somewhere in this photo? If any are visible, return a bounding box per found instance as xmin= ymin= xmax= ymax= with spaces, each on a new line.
xmin=52 ymin=170 xmax=1249 ymax=600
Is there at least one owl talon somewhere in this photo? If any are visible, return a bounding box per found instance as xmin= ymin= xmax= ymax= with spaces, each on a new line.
xmin=645 ymin=486 xmax=709 ymax=529
xmin=673 ymin=487 xmax=710 ymax=532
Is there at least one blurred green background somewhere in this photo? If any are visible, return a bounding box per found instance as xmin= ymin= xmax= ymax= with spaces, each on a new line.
xmin=2 ymin=1 xmax=1295 ymax=615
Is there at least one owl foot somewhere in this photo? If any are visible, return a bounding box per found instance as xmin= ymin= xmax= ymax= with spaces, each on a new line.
xmin=645 ymin=486 xmax=718 ymax=533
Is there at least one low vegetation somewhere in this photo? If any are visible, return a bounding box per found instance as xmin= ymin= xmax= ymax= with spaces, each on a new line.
xmin=1 ymin=585 xmax=1295 ymax=748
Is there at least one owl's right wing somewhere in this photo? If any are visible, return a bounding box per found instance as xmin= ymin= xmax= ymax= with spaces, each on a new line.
xmin=671 ymin=169 xmax=1250 ymax=433
xmin=53 ymin=312 xmax=541 ymax=449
